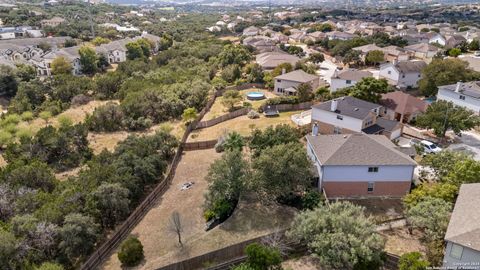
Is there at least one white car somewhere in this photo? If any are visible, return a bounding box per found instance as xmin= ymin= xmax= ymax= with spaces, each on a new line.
xmin=474 ymin=51 xmax=480 ymax=57
xmin=420 ymin=140 xmax=442 ymax=154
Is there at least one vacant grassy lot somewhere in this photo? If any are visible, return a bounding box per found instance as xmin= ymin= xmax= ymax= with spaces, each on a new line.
xmin=188 ymin=110 xmax=301 ymax=142
xmin=202 ymin=88 xmax=275 ymax=121
xmin=102 ymin=149 xmax=296 ymax=270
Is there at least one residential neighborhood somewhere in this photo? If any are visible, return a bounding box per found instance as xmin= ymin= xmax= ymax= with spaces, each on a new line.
xmin=0 ymin=1 xmax=480 ymax=270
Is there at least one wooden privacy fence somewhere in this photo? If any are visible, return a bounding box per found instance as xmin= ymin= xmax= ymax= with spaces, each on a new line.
xmin=80 ymin=88 xmax=219 ymax=270
xmin=196 ymin=107 xmax=251 ymax=129
xmin=182 ymin=139 xmax=218 ymax=151
xmin=262 ymin=101 xmax=314 ymax=112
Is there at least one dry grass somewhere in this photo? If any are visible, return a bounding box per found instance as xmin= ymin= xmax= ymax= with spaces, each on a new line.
xmin=55 ymin=166 xmax=84 ymax=181
xmin=0 ymin=154 xmax=6 ymax=168
xmin=342 ymin=198 xmax=404 ymax=224
xmin=283 ymin=256 xmax=323 ymax=270
xmin=218 ymin=36 xmax=240 ymax=42
xmin=188 ymin=110 xmax=301 ymax=142
xmin=202 ymin=89 xmax=275 ymax=121
xmin=102 ymin=149 xmax=296 ymax=270
xmin=380 ymin=228 xmax=426 ymax=256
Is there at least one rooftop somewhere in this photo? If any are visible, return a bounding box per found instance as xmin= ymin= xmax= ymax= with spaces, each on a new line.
xmin=333 ymin=69 xmax=372 ymax=81
xmin=445 ymin=183 xmax=480 ymax=251
xmin=438 ymin=81 xmax=480 ymax=99
xmin=306 ymin=133 xmax=416 ymax=166
xmin=312 ymin=96 xmax=381 ymax=120
xmin=380 ymin=91 xmax=428 ymax=115
xmin=275 ymin=69 xmax=319 ymax=83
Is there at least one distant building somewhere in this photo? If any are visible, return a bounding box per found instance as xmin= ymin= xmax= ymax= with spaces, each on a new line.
xmin=379 ymin=60 xmax=426 ymax=89
xmin=326 ymin=31 xmax=356 ymax=41
xmin=41 ymin=17 xmax=66 ymax=28
xmin=330 ymin=69 xmax=372 ymax=92
xmin=306 ymin=133 xmax=416 ymax=198
xmin=404 ymin=43 xmax=441 ymax=59
xmin=274 ymin=69 xmax=321 ymax=96
xmin=242 ymin=26 xmax=260 ymax=37
xmin=255 ymin=51 xmax=300 ymax=70
xmin=437 ymin=81 xmax=480 ymax=114
xmin=380 ymin=91 xmax=428 ymax=123
xmin=443 ymin=183 xmax=480 ymax=269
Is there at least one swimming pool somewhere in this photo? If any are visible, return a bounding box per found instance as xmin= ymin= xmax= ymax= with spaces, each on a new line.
xmin=246 ymin=92 xmax=266 ymax=101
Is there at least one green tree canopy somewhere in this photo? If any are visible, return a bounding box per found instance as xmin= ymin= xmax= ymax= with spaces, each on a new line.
xmin=416 ymin=100 xmax=480 ymax=137
xmin=399 ymin=252 xmax=429 ymax=270
xmin=51 ymin=56 xmax=72 ymax=75
xmin=287 ymin=201 xmax=385 ymax=269
xmin=118 ymin=236 xmax=144 ymax=267
xmin=366 ymin=50 xmax=385 ymax=66
xmin=348 ymin=77 xmax=390 ymax=103
xmin=79 ymin=46 xmax=98 ymax=75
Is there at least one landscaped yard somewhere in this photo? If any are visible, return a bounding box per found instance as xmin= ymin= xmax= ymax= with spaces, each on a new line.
xmin=188 ymin=110 xmax=301 ymax=142
xmin=202 ymin=88 xmax=276 ymax=121
xmin=102 ymin=149 xmax=296 ymax=270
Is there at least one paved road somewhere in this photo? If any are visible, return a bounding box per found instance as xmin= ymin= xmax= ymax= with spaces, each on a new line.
xmin=448 ymin=131 xmax=480 ymax=160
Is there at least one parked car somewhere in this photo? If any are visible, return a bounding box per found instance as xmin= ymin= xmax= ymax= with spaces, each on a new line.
xmin=181 ymin=181 xmax=195 ymax=191
xmin=474 ymin=51 xmax=480 ymax=57
xmin=420 ymin=140 xmax=442 ymax=154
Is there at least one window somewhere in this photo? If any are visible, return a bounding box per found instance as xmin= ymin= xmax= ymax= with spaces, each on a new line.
xmin=368 ymin=167 xmax=379 ymax=172
xmin=402 ymin=74 xmax=406 ymax=78
xmin=450 ymin=244 xmax=463 ymax=260
xmin=388 ymin=70 xmax=391 ymax=75
xmin=367 ymin=182 xmax=374 ymax=192
xmin=459 ymin=95 xmax=466 ymax=100
xmin=346 ymin=80 xmax=352 ymax=84
xmin=336 ymin=115 xmax=343 ymax=120
xmin=276 ymin=79 xmax=281 ymax=83
xmin=418 ymin=74 xmax=421 ymax=78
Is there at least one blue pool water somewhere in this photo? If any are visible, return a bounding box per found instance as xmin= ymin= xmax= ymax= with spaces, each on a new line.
xmin=247 ymin=92 xmax=266 ymax=100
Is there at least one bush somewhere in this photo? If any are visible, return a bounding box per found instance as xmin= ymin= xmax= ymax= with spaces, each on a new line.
xmin=399 ymin=252 xmax=429 ymax=270
xmin=214 ymin=136 xmax=225 ymax=153
xmin=71 ymin=94 xmax=92 ymax=106
xmin=118 ymin=236 xmax=144 ymax=267
xmin=301 ymin=190 xmax=322 ymax=210
xmin=203 ymin=209 xmax=216 ymax=221
xmin=85 ymin=103 xmax=125 ymax=132
xmin=244 ymin=243 xmax=282 ymax=270
xmin=20 ymin=111 xmax=34 ymax=121
xmin=210 ymin=198 xmax=236 ymax=221
xmin=123 ymin=117 xmax=153 ymax=131
xmin=247 ymin=110 xmax=260 ymax=119
xmin=264 ymin=96 xmax=299 ymax=106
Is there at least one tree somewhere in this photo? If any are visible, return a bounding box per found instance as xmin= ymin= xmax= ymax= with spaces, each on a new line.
xmin=418 ymin=58 xmax=480 ymax=96
xmin=221 ymin=64 xmax=241 ymax=83
xmin=0 ymin=65 xmax=18 ymax=97
xmin=244 ymin=243 xmax=282 ymax=270
xmin=223 ymin=131 xmax=245 ymax=152
xmin=118 ymin=236 xmax=144 ymax=267
xmin=5 ymin=160 xmax=57 ymax=192
xmin=95 ymin=72 xmax=123 ymax=99
xmin=159 ymin=34 xmax=173 ymax=51
xmin=16 ymin=64 xmax=36 ymax=82
xmin=343 ymin=50 xmax=361 ymax=66
xmin=217 ymin=44 xmax=252 ymax=67
xmin=348 ymin=77 xmax=390 ymax=103
xmin=403 ymin=183 xmax=457 ymax=210
xmin=79 ymin=46 xmax=98 ymax=75
xmin=59 ymin=213 xmax=99 ymax=263
xmin=204 ymin=150 xmax=249 ymax=220
xmin=296 ymin=83 xmax=313 ymax=102
xmin=0 ymin=229 xmax=17 ymax=270
xmin=287 ymin=201 xmax=385 ymax=269
xmin=252 ymin=143 xmax=313 ymax=201
xmin=168 ymin=211 xmax=184 ymax=247
xmin=244 ymin=63 xmax=264 ymax=83
xmin=366 ymin=50 xmax=384 ymax=66
xmin=91 ymin=37 xmax=110 ymax=46
xmin=399 ymin=252 xmax=429 ymax=270
xmin=51 ymin=56 xmax=72 ymax=75
xmin=448 ymin=48 xmax=462 ymax=57
xmin=86 ymin=103 xmax=125 ymax=132
xmin=444 ymin=158 xmax=480 ymax=187
xmin=406 ymin=197 xmax=451 ymax=242
xmin=469 ymin=39 xmax=480 ymax=51
xmin=420 ymin=150 xmax=469 ymax=180
xmin=39 ymin=111 xmax=52 ymax=126
xmin=221 ymin=89 xmax=242 ymax=111
xmin=249 ymin=124 xmax=301 ymax=156
xmin=309 ymin=52 xmax=325 ymax=64
xmin=87 ymin=183 xmax=130 ymax=229
xmin=126 ymin=42 xmax=144 ymax=60
xmin=416 ymin=100 xmax=480 ymax=137
xmin=182 ymin=107 xmax=198 ymax=124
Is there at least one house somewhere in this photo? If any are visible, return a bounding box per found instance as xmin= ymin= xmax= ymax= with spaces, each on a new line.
xmin=326 ymin=31 xmax=356 ymax=41
xmin=311 ymin=96 xmax=403 ymax=140
xmin=33 ymin=45 xmax=82 ymax=76
xmin=443 ymin=183 xmax=480 ymax=269
xmin=243 ymin=36 xmax=278 ymax=53
xmin=274 ymin=69 xmax=320 ymax=96
xmin=445 ymin=35 xmax=467 ymax=49
xmin=255 ymin=51 xmax=300 ymax=70
xmin=425 ymin=32 xmax=446 ymax=46
xmin=352 ymin=44 xmax=409 ymax=63
xmin=380 ymin=91 xmax=428 ymax=123
xmin=40 ymin=17 xmax=66 ymax=28
xmin=330 ymin=69 xmax=372 ymax=92
xmin=379 ymin=60 xmax=426 ymax=89
xmin=437 ymin=81 xmax=480 ymax=114
xmin=305 ymin=133 xmax=416 ymax=198
xmin=305 ymin=31 xmax=326 ymax=43
xmin=242 ymin=26 xmax=260 ymax=36
xmin=404 ymin=43 xmax=441 ymax=59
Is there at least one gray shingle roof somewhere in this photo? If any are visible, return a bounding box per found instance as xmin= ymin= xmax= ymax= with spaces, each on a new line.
xmin=333 ymin=69 xmax=372 ymax=81
xmin=438 ymin=81 xmax=480 ymax=99
xmin=312 ymin=96 xmax=381 ymax=120
xmin=395 ymin=60 xmax=426 ymax=74
xmin=306 ymin=133 xmax=416 ymax=166
xmin=275 ymin=69 xmax=319 ymax=83
xmin=445 ymin=183 xmax=480 ymax=251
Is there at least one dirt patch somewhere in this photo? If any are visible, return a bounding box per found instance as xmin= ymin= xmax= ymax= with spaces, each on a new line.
xmin=283 ymin=256 xmax=322 ymax=270
xmin=0 ymin=154 xmax=6 ymax=168
xmin=188 ymin=111 xmax=301 ymax=142
xmin=342 ymin=198 xmax=404 ymax=223
xmin=380 ymin=227 xmax=426 ymax=256
xmin=55 ymin=166 xmax=84 ymax=181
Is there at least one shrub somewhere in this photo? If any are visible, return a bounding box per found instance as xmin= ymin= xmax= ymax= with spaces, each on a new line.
xmin=71 ymin=94 xmax=92 ymax=106
xmin=85 ymin=103 xmax=125 ymax=132
xmin=264 ymin=96 xmax=299 ymax=106
xmin=247 ymin=110 xmax=260 ymax=119
xmin=301 ymin=190 xmax=322 ymax=210
xmin=215 ymin=136 xmax=226 ymax=153
xmin=399 ymin=252 xmax=429 ymax=270
xmin=123 ymin=117 xmax=153 ymax=131
xmin=203 ymin=210 xmax=216 ymax=221
xmin=243 ymin=101 xmax=252 ymax=108
xmin=118 ymin=236 xmax=144 ymax=267
xmin=244 ymin=243 xmax=282 ymax=270
xmin=20 ymin=111 xmax=34 ymax=121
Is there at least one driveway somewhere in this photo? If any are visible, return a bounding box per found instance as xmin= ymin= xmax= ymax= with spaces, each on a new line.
xmin=447 ymin=131 xmax=480 ymax=161
xmin=317 ymin=59 xmax=338 ymax=84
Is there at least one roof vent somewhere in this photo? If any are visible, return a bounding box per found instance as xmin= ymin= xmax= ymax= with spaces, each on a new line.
xmin=354 ymin=108 xmax=359 ymax=111
xmin=343 ymin=135 xmax=347 ymax=139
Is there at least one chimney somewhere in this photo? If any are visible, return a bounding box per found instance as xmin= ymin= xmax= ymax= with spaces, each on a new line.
xmin=333 ymin=69 xmax=339 ymax=78
xmin=455 ymin=81 xmax=462 ymax=92
xmin=311 ymin=123 xmax=319 ymax=136
xmin=331 ymin=99 xmax=338 ymax=112
xmin=282 ymin=68 xmax=286 ymax=74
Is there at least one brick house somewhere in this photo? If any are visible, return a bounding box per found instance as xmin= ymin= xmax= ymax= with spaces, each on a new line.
xmin=306 ymin=133 xmax=416 ymax=198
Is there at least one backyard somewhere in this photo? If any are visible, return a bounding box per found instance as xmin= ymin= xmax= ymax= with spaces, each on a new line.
xmin=101 ymin=148 xmax=296 ymax=270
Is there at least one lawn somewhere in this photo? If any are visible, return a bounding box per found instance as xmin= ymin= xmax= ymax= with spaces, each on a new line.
xmin=101 ymin=149 xmax=296 ymax=270
xmin=188 ymin=110 xmax=301 ymax=142
xmin=202 ymin=88 xmax=276 ymax=121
